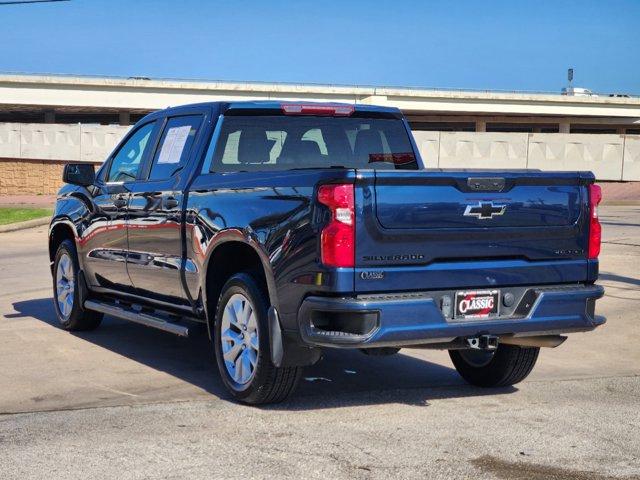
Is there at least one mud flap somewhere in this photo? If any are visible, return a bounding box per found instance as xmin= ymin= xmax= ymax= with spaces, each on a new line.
xmin=268 ymin=306 xmax=285 ymax=367
xmin=77 ymin=269 xmax=90 ymax=310
xmin=268 ymin=306 xmax=321 ymax=368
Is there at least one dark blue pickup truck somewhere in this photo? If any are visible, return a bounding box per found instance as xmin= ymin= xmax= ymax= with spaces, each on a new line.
xmin=49 ymin=101 xmax=605 ymax=404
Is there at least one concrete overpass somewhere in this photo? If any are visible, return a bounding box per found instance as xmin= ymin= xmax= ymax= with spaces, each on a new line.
xmin=1 ymin=73 xmax=640 ymax=133
xmin=1 ymin=73 xmax=639 ymax=195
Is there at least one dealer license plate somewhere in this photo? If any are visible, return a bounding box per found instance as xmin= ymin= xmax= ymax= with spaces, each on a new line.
xmin=455 ymin=290 xmax=500 ymax=319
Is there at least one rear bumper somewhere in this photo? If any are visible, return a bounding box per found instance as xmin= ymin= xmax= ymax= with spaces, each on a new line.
xmin=298 ymin=284 xmax=605 ymax=348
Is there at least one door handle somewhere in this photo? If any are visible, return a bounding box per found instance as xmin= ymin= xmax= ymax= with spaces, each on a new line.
xmin=164 ymin=196 xmax=179 ymax=209
xmin=113 ymin=195 xmax=127 ymax=208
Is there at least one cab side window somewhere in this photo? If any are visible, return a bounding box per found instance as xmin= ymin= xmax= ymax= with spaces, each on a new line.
xmin=107 ymin=122 xmax=156 ymax=182
xmin=147 ymin=115 xmax=203 ymax=181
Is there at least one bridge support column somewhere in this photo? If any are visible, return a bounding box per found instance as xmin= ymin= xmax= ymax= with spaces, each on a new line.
xmin=119 ymin=111 xmax=131 ymax=126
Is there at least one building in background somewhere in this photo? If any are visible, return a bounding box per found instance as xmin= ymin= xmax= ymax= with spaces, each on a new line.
xmin=1 ymin=73 xmax=639 ymax=195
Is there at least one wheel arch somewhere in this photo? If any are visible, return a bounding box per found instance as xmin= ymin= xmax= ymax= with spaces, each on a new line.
xmin=48 ymin=189 xmax=91 ymax=270
xmin=49 ymin=220 xmax=78 ymax=269
xmin=202 ymin=236 xmax=278 ymax=332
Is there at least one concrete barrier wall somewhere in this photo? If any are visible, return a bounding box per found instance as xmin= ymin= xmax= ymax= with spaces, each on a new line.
xmin=439 ymin=132 xmax=528 ymax=169
xmin=527 ymin=133 xmax=624 ymax=180
xmin=1 ymin=122 xmax=129 ymax=163
xmin=623 ymin=135 xmax=640 ymax=181
xmin=0 ymin=124 xmax=20 ymax=158
xmin=0 ymin=123 xmax=130 ymax=195
xmin=0 ymin=123 xmax=639 ymax=181
xmin=21 ymin=124 xmax=81 ymax=161
xmin=411 ymin=131 xmax=440 ymax=166
xmin=79 ymin=124 xmax=130 ymax=163
xmin=412 ymin=131 xmax=638 ymax=181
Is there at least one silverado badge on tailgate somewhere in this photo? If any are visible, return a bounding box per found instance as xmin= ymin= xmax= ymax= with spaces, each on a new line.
xmin=455 ymin=290 xmax=500 ymax=318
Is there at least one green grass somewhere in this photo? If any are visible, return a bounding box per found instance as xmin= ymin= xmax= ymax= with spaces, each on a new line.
xmin=0 ymin=207 xmax=51 ymax=225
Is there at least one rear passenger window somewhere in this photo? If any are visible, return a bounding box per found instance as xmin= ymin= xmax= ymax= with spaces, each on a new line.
xmin=148 ymin=115 xmax=202 ymax=180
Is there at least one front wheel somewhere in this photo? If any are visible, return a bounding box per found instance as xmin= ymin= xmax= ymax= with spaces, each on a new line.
xmin=213 ymin=272 xmax=302 ymax=404
xmin=53 ymin=239 xmax=102 ymax=331
xmin=449 ymin=344 xmax=540 ymax=387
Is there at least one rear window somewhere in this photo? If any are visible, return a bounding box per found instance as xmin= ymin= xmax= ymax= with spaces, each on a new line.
xmin=208 ymin=115 xmax=418 ymax=172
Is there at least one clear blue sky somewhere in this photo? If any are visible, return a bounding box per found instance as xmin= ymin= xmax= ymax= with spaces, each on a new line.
xmin=2 ymin=0 xmax=639 ymax=93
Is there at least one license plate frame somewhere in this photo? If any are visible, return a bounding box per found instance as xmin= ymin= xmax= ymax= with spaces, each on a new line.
xmin=454 ymin=289 xmax=500 ymax=319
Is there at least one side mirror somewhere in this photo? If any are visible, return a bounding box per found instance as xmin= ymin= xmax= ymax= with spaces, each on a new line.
xmin=63 ymin=163 xmax=95 ymax=186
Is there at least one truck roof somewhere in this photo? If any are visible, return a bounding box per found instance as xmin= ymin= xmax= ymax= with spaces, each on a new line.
xmin=144 ymin=100 xmax=403 ymax=121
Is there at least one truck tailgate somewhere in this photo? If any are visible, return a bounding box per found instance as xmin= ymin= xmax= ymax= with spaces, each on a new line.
xmin=354 ymin=170 xmax=594 ymax=293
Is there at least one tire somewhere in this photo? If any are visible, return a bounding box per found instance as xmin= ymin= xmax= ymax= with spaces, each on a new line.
xmin=52 ymin=239 xmax=103 ymax=331
xmin=449 ymin=344 xmax=539 ymax=388
xmin=213 ymin=272 xmax=302 ymax=404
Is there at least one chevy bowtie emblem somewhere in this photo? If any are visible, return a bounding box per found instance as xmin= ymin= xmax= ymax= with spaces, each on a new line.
xmin=463 ymin=201 xmax=506 ymax=219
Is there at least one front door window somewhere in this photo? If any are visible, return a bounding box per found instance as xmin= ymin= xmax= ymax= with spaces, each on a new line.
xmin=107 ymin=122 xmax=155 ymax=182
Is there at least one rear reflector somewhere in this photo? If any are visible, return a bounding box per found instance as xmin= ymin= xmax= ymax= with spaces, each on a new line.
xmin=317 ymin=184 xmax=355 ymax=268
xmin=282 ymin=103 xmax=354 ymax=116
xmin=588 ymin=184 xmax=602 ymax=259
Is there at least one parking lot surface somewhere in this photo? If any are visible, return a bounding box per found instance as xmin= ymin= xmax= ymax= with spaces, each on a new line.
xmin=1 ymin=206 xmax=639 ymax=479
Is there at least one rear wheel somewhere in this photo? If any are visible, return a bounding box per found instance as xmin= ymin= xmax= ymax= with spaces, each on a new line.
xmin=53 ymin=240 xmax=102 ymax=331
xmin=213 ymin=272 xmax=301 ymax=404
xmin=449 ymin=344 xmax=539 ymax=387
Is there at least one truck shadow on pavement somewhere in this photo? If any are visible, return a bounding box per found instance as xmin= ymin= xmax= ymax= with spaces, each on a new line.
xmin=10 ymin=297 xmax=516 ymax=409
xmin=598 ymin=272 xmax=640 ymax=287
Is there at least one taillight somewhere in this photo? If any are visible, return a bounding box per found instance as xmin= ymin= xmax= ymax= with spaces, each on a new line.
xmin=317 ymin=183 xmax=355 ymax=268
xmin=588 ymin=184 xmax=602 ymax=259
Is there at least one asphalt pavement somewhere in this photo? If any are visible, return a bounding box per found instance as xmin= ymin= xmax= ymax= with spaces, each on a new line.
xmin=0 ymin=206 xmax=638 ymax=479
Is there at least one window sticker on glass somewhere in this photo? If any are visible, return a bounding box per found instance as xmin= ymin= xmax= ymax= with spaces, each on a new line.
xmin=157 ymin=125 xmax=192 ymax=164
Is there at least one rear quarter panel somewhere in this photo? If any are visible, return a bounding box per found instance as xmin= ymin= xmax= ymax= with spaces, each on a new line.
xmin=185 ymin=169 xmax=356 ymax=331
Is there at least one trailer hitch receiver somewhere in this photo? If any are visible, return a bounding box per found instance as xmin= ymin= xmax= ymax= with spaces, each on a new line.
xmin=466 ymin=335 xmax=499 ymax=351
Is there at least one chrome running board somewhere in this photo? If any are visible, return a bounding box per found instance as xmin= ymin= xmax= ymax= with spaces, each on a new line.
xmin=84 ymin=299 xmax=189 ymax=337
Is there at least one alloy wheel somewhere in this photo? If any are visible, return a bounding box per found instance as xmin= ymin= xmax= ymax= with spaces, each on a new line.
xmin=55 ymin=253 xmax=75 ymax=321
xmin=220 ymin=293 xmax=260 ymax=385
